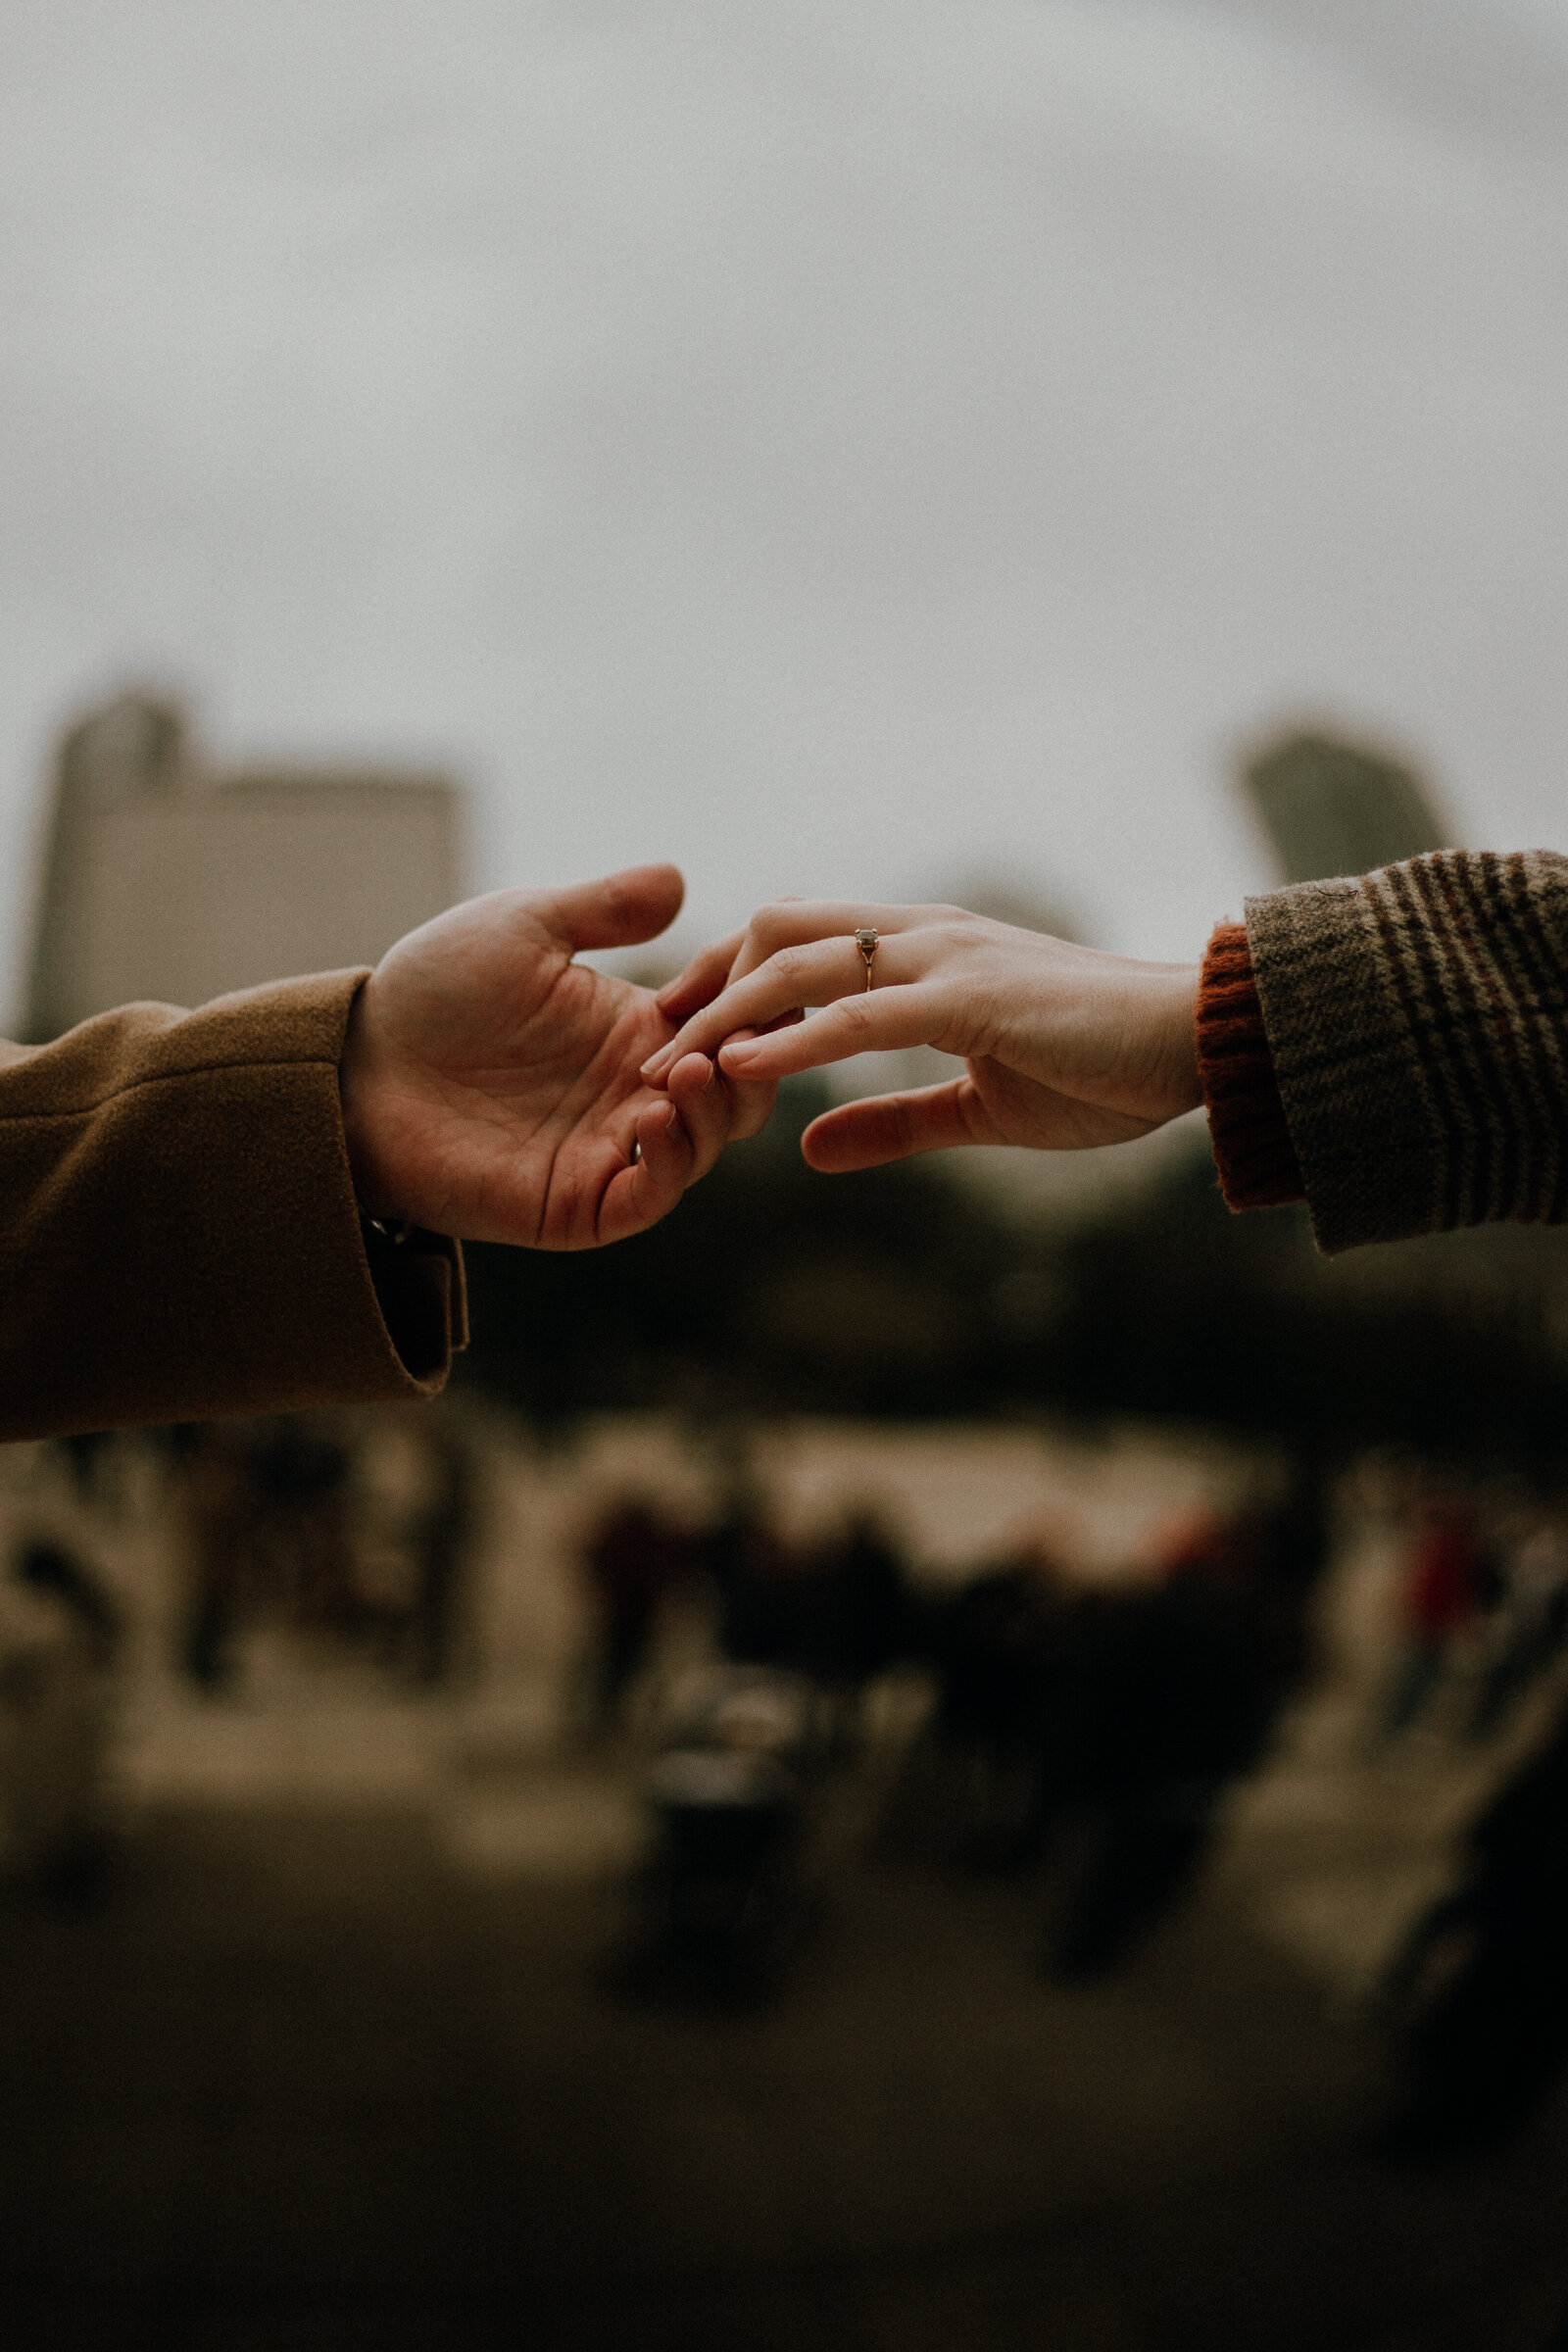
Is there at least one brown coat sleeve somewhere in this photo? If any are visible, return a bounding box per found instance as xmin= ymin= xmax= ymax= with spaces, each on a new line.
xmin=1240 ymin=849 xmax=1568 ymax=1253
xmin=0 ymin=971 xmax=466 ymax=1441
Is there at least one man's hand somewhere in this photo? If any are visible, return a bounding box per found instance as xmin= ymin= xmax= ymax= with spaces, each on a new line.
xmin=339 ymin=864 xmax=775 ymax=1248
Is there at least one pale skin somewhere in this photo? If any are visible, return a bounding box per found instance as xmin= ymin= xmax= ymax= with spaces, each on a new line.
xmin=338 ymin=863 xmax=776 ymax=1248
xmin=641 ymin=900 xmax=1203 ymax=1173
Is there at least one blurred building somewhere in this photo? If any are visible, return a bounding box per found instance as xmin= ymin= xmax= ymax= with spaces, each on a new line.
xmin=24 ymin=690 xmax=463 ymax=1039
xmin=1243 ymin=729 xmax=1451 ymax=886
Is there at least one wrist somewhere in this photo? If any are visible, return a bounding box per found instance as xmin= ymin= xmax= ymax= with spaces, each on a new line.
xmin=1151 ymin=962 xmax=1203 ymax=1118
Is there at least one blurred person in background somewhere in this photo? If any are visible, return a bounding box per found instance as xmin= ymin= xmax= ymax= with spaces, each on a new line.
xmin=1380 ymin=1689 xmax=1568 ymax=2156
xmin=14 ymin=1538 xmax=121 ymax=1673
xmin=896 ymin=1464 xmax=1330 ymax=1973
xmin=796 ymin=1507 xmax=906 ymax=1720
xmin=700 ymin=1496 xmax=907 ymax=1758
xmin=1470 ymin=1499 xmax=1568 ymax=1740
xmin=703 ymin=1486 xmax=794 ymax=1671
xmin=175 ymin=1402 xmax=480 ymax=1693
xmin=0 ymin=865 xmax=775 ymax=1445
xmin=406 ymin=1405 xmax=479 ymax=1688
xmin=1381 ymin=1491 xmax=1494 ymax=1740
xmin=920 ymin=1538 xmax=1071 ymax=1871
xmin=1034 ymin=1475 xmax=1327 ymax=1981
xmin=2 ymin=1535 xmax=121 ymax=1906
xmin=248 ymin=1412 xmax=357 ymax=1639
xmin=176 ymin=1414 xmax=356 ymax=1690
xmin=581 ymin=1496 xmax=698 ymax=1727
xmin=177 ymin=1421 xmax=260 ymax=1690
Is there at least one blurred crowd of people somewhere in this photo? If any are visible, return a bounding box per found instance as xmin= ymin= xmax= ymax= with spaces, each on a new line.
xmin=582 ymin=1490 xmax=905 ymax=1731
xmin=171 ymin=1405 xmax=476 ymax=1691
xmin=5 ymin=1411 xmax=1568 ymax=2157
xmin=906 ymin=1454 xmax=1333 ymax=1982
xmin=1371 ymin=1473 xmax=1568 ymax=2154
xmin=578 ymin=1452 xmax=1334 ymax=1993
xmin=579 ymin=1448 xmax=1568 ymax=2157
xmin=0 ymin=1404 xmax=481 ymax=1903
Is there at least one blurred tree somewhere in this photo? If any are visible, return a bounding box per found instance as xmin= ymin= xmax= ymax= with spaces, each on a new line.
xmin=458 ymin=1077 xmax=1568 ymax=1464
xmin=457 ymin=1075 xmax=1034 ymax=1421
xmin=1242 ymin=729 xmax=1451 ymax=885
xmin=944 ymin=877 xmax=1085 ymax=944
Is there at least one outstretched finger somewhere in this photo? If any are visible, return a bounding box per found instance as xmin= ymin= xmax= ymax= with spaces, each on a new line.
xmin=655 ymin=931 xmax=745 ymax=1022
xmin=723 ymin=901 xmax=919 ymax=979
xmin=665 ymin=1052 xmax=735 ymax=1183
xmin=595 ymin=1095 xmax=695 ymax=1244
xmin=657 ymin=895 xmax=845 ymax=1017
xmin=704 ymin=984 xmax=942 ymax=1083
xmin=644 ymin=936 xmax=914 ymax=1082
xmin=712 ymin=1029 xmax=781 ymax=1141
xmin=665 ymin=1046 xmax=781 ymax=1156
xmin=802 ymin=1082 xmax=991 ymax=1171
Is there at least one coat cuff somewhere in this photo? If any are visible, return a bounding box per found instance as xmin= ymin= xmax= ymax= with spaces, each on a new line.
xmin=0 ymin=970 xmax=466 ymax=1440
xmin=1197 ymin=922 xmax=1304 ymax=1210
xmin=358 ymin=1211 xmax=469 ymax=1384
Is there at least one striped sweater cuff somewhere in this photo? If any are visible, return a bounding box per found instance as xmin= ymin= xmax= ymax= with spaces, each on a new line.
xmin=1198 ymin=921 xmax=1304 ymax=1210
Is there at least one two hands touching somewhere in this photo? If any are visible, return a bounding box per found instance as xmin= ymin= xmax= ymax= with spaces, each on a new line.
xmin=648 ymin=899 xmax=1204 ymax=1172
xmin=339 ymin=863 xmax=775 ymax=1250
xmin=339 ymin=866 xmax=1205 ymax=1250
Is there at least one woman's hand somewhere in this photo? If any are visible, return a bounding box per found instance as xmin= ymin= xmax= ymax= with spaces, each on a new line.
xmin=339 ymin=864 xmax=777 ymax=1247
xmin=640 ymin=900 xmax=1202 ymax=1172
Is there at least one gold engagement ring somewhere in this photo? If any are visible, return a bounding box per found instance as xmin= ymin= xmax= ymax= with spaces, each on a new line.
xmin=855 ymin=927 xmax=879 ymax=991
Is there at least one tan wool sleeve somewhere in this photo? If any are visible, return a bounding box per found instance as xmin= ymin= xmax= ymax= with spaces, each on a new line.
xmin=0 ymin=972 xmax=466 ymax=1441
xmin=1244 ymin=849 xmax=1568 ymax=1254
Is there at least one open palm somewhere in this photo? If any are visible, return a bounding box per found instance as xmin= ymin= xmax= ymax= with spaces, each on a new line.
xmin=340 ymin=865 xmax=772 ymax=1248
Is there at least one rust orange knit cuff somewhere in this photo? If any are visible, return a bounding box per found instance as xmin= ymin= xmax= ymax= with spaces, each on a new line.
xmin=1197 ymin=920 xmax=1304 ymax=1211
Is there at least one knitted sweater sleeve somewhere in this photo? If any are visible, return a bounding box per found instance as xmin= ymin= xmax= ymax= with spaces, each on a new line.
xmin=1196 ymin=921 xmax=1304 ymax=1212
xmin=1198 ymin=849 xmax=1568 ymax=1255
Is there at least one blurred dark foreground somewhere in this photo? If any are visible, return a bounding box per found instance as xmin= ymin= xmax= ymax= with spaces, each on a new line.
xmin=5 ymin=1123 xmax=1568 ymax=2348
xmin=1 ymin=1412 xmax=1567 ymax=2349
xmin=1 ymin=1792 xmax=1565 ymax=2352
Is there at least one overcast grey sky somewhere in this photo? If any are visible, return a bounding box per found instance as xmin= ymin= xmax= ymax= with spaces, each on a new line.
xmin=3 ymin=0 xmax=1567 ymax=1018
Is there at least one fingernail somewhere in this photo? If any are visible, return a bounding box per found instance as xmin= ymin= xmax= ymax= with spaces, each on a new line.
xmin=720 ymin=1043 xmax=757 ymax=1071
xmin=640 ymin=1053 xmax=666 ymax=1080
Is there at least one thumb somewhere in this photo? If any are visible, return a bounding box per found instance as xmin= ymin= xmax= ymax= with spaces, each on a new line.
xmin=538 ymin=863 xmax=685 ymax=955
xmin=802 ymin=1082 xmax=979 ymax=1172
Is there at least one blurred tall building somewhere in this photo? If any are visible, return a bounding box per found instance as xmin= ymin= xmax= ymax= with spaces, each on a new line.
xmin=1242 ymin=729 xmax=1451 ymax=885
xmin=25 ymin=691 xmax=463 ymax=1039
